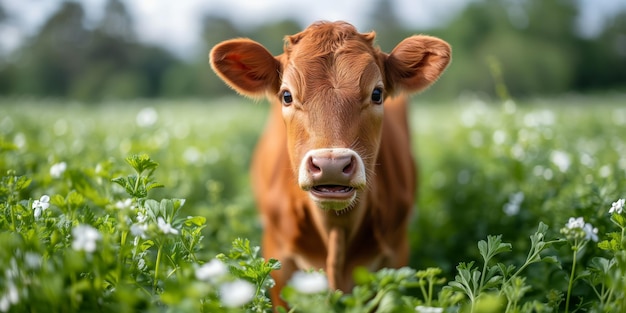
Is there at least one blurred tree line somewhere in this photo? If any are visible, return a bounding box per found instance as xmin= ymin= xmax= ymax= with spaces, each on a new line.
xmin=0 ymin=0 xmax=624 ymax=102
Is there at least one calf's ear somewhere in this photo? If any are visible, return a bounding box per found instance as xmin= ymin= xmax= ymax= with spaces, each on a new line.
xmin=210 ymin=39 xmax=281 ymax=98
xmin=384 ymin=35 xmax=451 ymax=95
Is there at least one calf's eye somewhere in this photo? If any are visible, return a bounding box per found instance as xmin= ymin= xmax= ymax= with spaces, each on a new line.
xmin=282 ymin=90 xmax=293 ymax=105
xmin=371 ymin=88 xmax=383 ymax=104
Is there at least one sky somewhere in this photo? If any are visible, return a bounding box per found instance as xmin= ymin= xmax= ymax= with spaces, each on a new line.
xmin=1 ymin=0 xmax=625 ymax=59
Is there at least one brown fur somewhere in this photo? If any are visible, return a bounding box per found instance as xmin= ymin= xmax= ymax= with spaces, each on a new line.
xmin=210 ymin=21 xmax=451 ymax=307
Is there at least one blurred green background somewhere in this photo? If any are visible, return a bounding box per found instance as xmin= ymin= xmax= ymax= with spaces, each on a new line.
xmin=0 ymin=0 xmax=624 ymax=102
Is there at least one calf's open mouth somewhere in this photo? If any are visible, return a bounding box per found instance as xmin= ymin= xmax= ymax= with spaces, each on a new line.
xmin=310 ymin=185 xmax=355 ymax=199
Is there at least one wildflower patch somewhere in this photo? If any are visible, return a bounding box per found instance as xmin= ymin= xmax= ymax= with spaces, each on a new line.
xmin=1 ymin=98 xmax=625 ymax=312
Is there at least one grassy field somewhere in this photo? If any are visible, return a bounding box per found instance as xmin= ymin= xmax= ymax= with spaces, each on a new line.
xmin=1 ymin=94 xmax=625 ymax=312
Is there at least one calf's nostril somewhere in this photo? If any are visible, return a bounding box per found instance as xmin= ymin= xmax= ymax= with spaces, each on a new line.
xmin=308 ymin=157 xmax=322 ymax=174
xmin=342 ymin=158 xmax=355 ymax=175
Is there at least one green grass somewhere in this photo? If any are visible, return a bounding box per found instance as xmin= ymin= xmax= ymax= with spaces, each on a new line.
xmin=1 ymin=94 xmax=625 ymax=312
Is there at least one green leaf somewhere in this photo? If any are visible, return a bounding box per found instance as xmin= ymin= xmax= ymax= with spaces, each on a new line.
xmin=171 ymin=198 xmax=185 ymax=217
xmin=484 ymin=274 xmax=503 ymax=289
xmin=377 ymin=290 xmax=405 ymax=313
xmin=139 ymin=239 xmax=155 ymax=251
xmin=66 ymin=190 xmax=85 ymax=207
xmin=184 ymin=216 xmax=206 ymax=226
xmin=598 ymin=232 xmax=621 ymax=251
xmin=478 ymin=239 xmax=488 ymax=260
xmin=50 ymin=194 xmax=66 ymax=207
xmin=159 ymin=199 xmax=172 ymax=218
xmin=0 ymin=138 xmax=18 ymax=151
xmin=111 ymin=176 xmax=127 ymax=187
xmin=589 ymin=257 xmax=615 ymax=274
xmin=611 ymin=213 xmax=626 ymax=228
xmin=479 ymin=235 xmax=512 ymax=265
xmin=146 ymin=182 xmax=164 ymax=192
xmin=541 ymin=256 xmax=562 ymax=269
xmin=125 ymin=154 xmax=159 ymax=175
xmin=144 ymin=199 xmax=160 ymax=220
xmin=0 ymin=175 xmax=31 ymax=198
xmin=597 ymin=240 xmax=617 ymax=251
xmin=267 ymin=258 xmax=281 ymax=271
xmin=14 ymin=175 xmax=32 ymax=191
xmin=449 ymin=262 xmax=478 ymax=300
xmin=537 ymin=221 xmax=549 ymax=236
xmin=473 ymin=293 xmax=506 ymax=313
xmin=483 ymin=265 xmax=503 ymax=289
xmin=497 ymin=263 xmax=516 ymax=279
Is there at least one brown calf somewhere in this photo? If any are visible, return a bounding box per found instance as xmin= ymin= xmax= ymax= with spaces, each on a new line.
xmin=210 ymin=21 xmax=450 ymax=305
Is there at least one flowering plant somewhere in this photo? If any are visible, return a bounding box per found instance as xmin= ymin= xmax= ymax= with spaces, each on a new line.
xmin=1 ymin=98 xmax=625 ymax=312
xmin=0 ymin=155 xmax=278 ymax=312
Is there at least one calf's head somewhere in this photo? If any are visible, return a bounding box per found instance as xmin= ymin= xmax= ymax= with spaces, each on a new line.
xmin=210 ymin=21 xmax=450 ymax=211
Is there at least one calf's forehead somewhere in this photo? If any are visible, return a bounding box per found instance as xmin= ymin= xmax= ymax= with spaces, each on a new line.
xmin=280 ymin=22 xmax=384 ymax=98
xmin=282 ymin=52 xmax=382 ymax=101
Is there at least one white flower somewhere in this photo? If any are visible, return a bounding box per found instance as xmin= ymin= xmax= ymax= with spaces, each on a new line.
xmin=599 ymin=165 xmax=611 ymax=178
xmin=5 ymin=283 xmax=17 ymax=305
xmin=0 ymin=295 xmax=8 ymax=312
xmin=550 ymin=150 xmax=571 ymax=173
xmin=183 ymin=147 xmax=202 ymax=163
xmin=50 ymin=162 xmax=67 ymax=178
xmin=195 ymin=259 xmax=228 ymax=282
xmin=32 ymin=195 xmax=50 ymax=219
xmin=0 ymin=281 xmax=18 ymax=312
xmin=609 ymin=198 xmax=625 ymax=214
xmin=136 ymin=211 xmax=147 ymax=223
xmin=130 ymin=223 xmax=148 ymax=239
xmin=503 ymin=192 xmax=524 ymax=216
xmin=95 ymin=163 xmax=103 ymax=175
xmin=492 ymin=130 xmax=506 ymax=145
xmin=416 ymin=306 xmax=444 ymax=313
xmin=562 ymin=217 xmax=598 ymax=242
xmin=115 ymin=198 xmax=133 ymax=210
xmin=5 ymin=258 xmax=18 ymax=280
xmin=24 ymin=252 xmax=42 ymax=269
xmin=565 ymin=217 xmax=585 ymax=230
xmin=289 ymin=271 xmax=328 ymax=294
xmin=157 ymin=217 xmax=179 ymax=235
xmin=137 ymin=258 xmax=147 ymax=271
xmin=71 ymin=225 xmax=101 ymax=253
xmin=219 ymin=279 xmax=255 ymax=308
xmin=136 ymin=107 xmax=158 ymax=127
xmin=583 ymin=223 xmax=599 ymax=242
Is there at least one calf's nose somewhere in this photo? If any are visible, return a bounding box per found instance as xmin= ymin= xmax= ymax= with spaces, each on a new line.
xmin=298 ymin=148 xmax=366 ymax=190
xmin=308 ymin=154 xmax=356 ymax=184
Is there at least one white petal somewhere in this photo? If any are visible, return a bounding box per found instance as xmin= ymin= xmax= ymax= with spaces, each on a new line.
xmin=220 ymin=280 xmax=255 ymax=307
xmin=196 ymin=259 xmax=227 ymax=281
xmin=290 ymin=271 xmax=328 ymax=294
